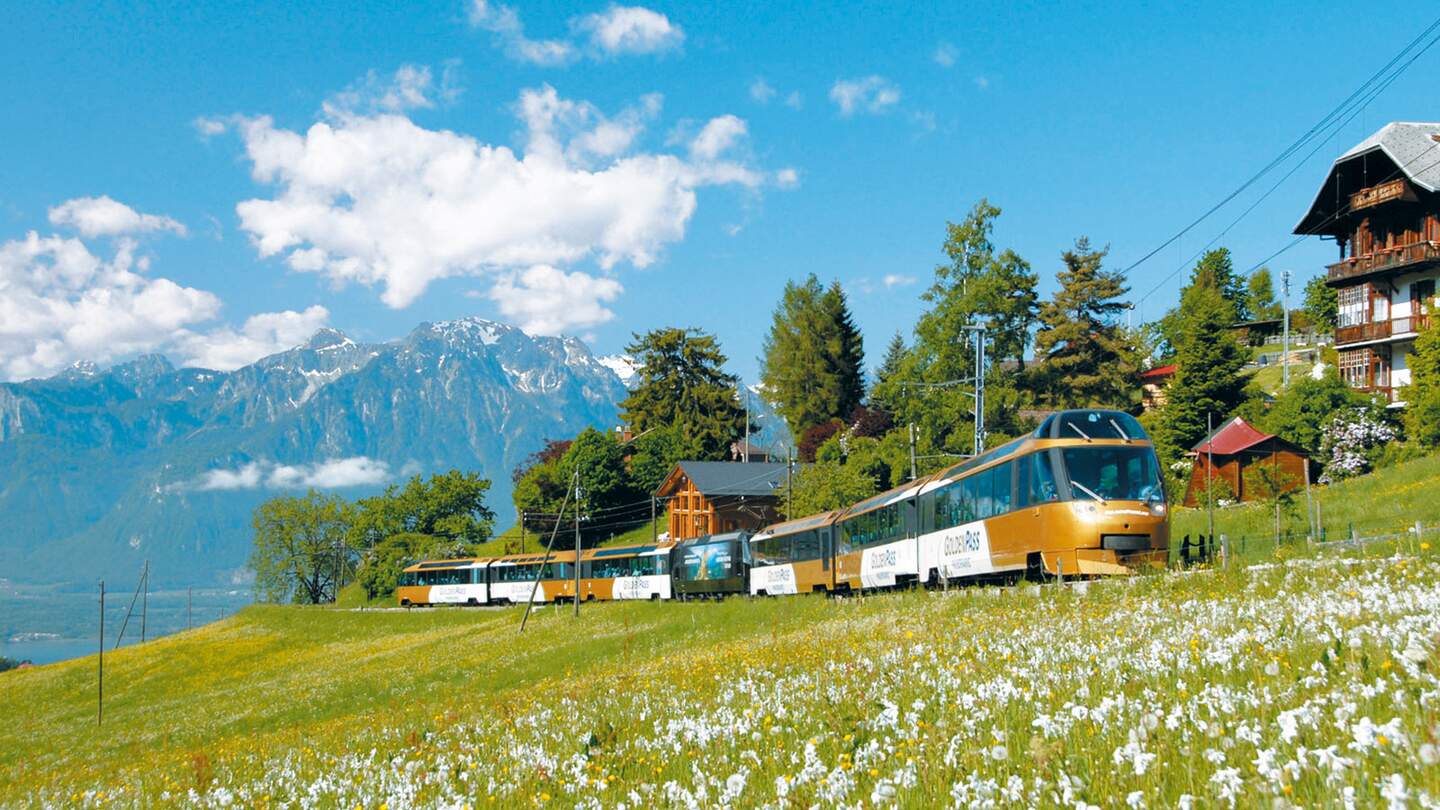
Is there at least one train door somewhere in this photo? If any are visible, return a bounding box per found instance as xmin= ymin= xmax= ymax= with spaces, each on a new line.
xmin=819 ymin=526 xmax=833 ymax=589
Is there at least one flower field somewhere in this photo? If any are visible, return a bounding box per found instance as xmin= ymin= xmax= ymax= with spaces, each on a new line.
xmin=2 ymin=545 xmax=1437 ymax=808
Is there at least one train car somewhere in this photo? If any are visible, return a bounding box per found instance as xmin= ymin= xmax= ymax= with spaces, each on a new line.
xmin=485 ymin=550 xmax=578 ymax=604
xmin=577 ymin=542 xmax=675 ymax=601
xmin=832 ymin=479 xmax=936 ymax=591
xmin=748 ymin=510 xmax=844 ymax=596
xmin=913 ymin=408 xmax=1168 ymax=582
xmin=396 ymin=557 xmax=489 ymax=606
xmin=670 ymin=531 xmax=750 ymax=599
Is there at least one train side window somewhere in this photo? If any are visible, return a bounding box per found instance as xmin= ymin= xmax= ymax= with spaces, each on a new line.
xmin=992 ymin=461 xmax=1013 ymax=516
xmin=792 ymin=530 xmax=820 ymax=561
xmin=754 ymin=533 xmax=792 ymax=566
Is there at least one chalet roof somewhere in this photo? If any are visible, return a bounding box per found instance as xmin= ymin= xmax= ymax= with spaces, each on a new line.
xmin=1191 ymin=416 xmax=1308 ymax=457
xmin=656 ymin=460 xmax=789 ymax=498
xmin=1140 ymin=363 xmax=1177 ymax=381
xmin=1295 ymin=121 xmax=1440 ymax=234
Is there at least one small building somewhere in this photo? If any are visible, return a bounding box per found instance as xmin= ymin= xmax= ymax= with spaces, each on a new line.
xmin=1294 ymin=121 xmax=1440 ymax=405
xmin=1140 ymin=364 xmax=1177 ymax=411
xmin=729 ymin=438 xmax=776 ymax=463
xmin=654 ymin=461 xmax=789 ymax=541
xmin=1182 ymin=416 xmax=1313 ymax=507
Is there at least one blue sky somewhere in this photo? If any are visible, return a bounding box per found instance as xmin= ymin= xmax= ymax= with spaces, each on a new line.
xmin=1 ymin=0 xmax=1433 ymax=383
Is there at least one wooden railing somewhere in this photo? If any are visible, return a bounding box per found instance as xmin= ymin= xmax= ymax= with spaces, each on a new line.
xmin=1335 ymin=313 xmax=1431 ymax=346
xmin=1328 ymin=241 xmax=1440 ymax=283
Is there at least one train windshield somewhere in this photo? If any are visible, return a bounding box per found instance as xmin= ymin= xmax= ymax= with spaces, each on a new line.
xmin=1060 ymin=446 xmax=1163 ymax=503
xmin=1041 ymin=410 xmax=1148 ymax=441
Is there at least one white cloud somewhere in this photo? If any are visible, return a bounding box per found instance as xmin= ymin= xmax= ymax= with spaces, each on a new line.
xmin=468 ymin=0 xmax=578 ymax=66
xmin=749 ymin=78 xmax=776 ymax=104
xmin=784 ymin=91 xmax=803 ymax=109
xmin=175 ymin=305 xmax=330 ymax=370
xmin=48 ymin=196 xmax=186 ymax=238
xmin=689 ymin=115 xmax=747 ymax=160
xmin=883 ymin=273 xmax=917 ymax=289
xmin=933 ymin=42 xmax=958 ymax=68
xmin=269 ymin=457 xmax=392 ymax=489
xmin=0 ymin=231 xmax=220 ymax=380
xmin=489 ymin=264 xmax=622 ymax=335
xmin=829 ymin=76 xmax=901 ymax=116
xmin=194 ymin=457 xmax=392 ymax=491
xmin=576 ymin=5 xmax=683 ymax=55
xmin=197 ymin=463 xmax=264 ymax=491
xmin=229 ymin=85 xmax=764 ymax=309
xmin=322 ymin=63 xmax=460 ymax=118
xmin=193 ymin=117 xmax=228 ymax=138
xmin=775 ymin=167 xmax=800 ymax=189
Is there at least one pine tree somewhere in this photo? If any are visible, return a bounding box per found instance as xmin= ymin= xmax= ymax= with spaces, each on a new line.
xmin=759 ymin=275 xmax=865 ymax=437
xmin=1154 ymin=248 xmax=1247 ymax=355
xmin=1032 ymin=238 xmax=1139 ymax=407
xmin=620 ymin=327 xmax=746 ymax=460
xmin=1153 ymin=280 xmax=1250 ymax=469
xmin=868 ymin=332 xmax=908 ymax=414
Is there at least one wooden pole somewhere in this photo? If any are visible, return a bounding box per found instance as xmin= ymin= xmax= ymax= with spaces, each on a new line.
xmin=1206 ymin=412 xmax=1215 ymax=544
xmin=1302 ymin=456 xmax=1315 ymax=546
xmin=187 ymin=586 xmax=193 ymax=630
xmin=140 ymin=560 xmax=148 ymax=644
xmin=520 ymin=510 xmax=526 ymax=555
xmin=650 ymin=496 xmax=657 ymax=545
xmin=97 ymin=580 xmax=104 ymax=726
xmin=520 ymin=475 xmax=572 ymax=634
xmin=574 ymin=472 xmax=582 ymax=618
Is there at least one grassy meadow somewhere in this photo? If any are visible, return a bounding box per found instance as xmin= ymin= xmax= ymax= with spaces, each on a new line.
xmin=2 ymin=539 xmax=1437 ymax=808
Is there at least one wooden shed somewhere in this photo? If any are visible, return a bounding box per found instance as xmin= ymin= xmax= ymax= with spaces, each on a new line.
xmin=1182 ymin=416 xmax=1313 ymax=507
xmin=654 ymin=461 xmax=788 ymax=541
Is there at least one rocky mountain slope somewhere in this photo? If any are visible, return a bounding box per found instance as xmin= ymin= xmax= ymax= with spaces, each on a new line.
xmin=0 ymin=319 xmax=628 ymax=586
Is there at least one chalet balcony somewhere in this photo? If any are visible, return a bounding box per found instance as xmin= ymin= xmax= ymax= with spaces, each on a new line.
xmin=1336 ymin=313 xmax=1431 ymax=346
xmin=1327 ymin=241 xmax=1440 ymax=284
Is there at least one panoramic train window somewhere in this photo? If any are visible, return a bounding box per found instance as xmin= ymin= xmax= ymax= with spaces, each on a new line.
xmin=1061 ymin=446 xmax=1162 ymax=502
xmin=418 ymin=567 xmax=469 ymax=586
xmin=1040 ymin=410 xmax=1147 ymax=441
xmin=589 ymin=557 xmax=632 ymax=578
xmin=843 ymin=504 xmax=902 ymax=549
xmin=398 ymin=571 xmax=418 ymax=587
xmin=791 ymin=530 xmax=821 ymax=561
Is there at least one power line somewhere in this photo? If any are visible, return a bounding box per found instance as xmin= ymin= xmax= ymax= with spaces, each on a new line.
xmin=1121 ymin=14 xmax=1440 ymax=283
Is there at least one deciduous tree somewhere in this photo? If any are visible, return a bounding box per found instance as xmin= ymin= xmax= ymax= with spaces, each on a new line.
xmin=1303 ymin=274 xmax=1338 ymax=333
xmin=250 ymin=490 xmax=357 ymax=605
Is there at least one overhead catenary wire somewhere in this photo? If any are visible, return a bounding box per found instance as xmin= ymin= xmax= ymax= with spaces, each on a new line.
xmin=1135 ymin=26 xmax=1440 ymax=308
xmin=1120 ymin=14 xmax=1440 ymax=284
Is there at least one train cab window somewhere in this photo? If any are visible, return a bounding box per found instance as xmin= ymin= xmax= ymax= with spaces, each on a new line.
xmin=398 ymin=571 xmax=418 ymax=587
xmin=1041 ymin=410 xmax=1147 ymax=441
xmin=1060 ymin=446 xmax=1162 ymax=503
xmin=791 ymin=530 xmax=821 ymax=561
xmin=753 ymin=533 xmax=791 ymax=566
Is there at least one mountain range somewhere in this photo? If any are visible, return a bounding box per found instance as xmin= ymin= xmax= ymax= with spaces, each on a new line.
xmin=0 ymin=318 xmax=636 ymax=587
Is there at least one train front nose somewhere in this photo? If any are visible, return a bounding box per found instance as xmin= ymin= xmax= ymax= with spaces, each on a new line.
xmin=1069 ymin=500 xmax=1170 ymax=573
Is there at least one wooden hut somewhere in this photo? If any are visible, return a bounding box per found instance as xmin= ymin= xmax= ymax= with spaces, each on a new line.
xmin=1182 ymin=416 xmax=1313 ymax=507
xmin=654 ymin=461 xmax=788 ymax=540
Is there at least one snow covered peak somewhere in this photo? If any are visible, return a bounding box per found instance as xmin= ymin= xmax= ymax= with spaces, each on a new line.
xmin=429 ymin=317 xmax=520 ymax=346
xmin=598 ymin=355 xmax=639 ymax=386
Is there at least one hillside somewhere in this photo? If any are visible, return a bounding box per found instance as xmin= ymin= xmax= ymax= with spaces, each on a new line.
xmin=1172 ymin=449 xmax=1440 ymax=547
xmin=2 ymin=544 xmax=1435 ymax=807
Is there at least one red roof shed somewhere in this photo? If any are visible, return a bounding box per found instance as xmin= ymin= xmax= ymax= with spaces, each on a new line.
xmin=1183 ymin=416 xmax=1314 ymax=507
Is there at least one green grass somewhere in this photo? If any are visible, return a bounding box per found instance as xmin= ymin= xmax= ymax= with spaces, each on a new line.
xmin=2 ymin=541 xmax=1436 ymax=808
xmin=1172 ymin=448 xmax=1440 ymax=549
xmin=471 ymin=513 xmax=667 ymax=558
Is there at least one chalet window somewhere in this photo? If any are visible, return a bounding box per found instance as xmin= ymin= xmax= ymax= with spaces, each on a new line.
xmin=1414 ymin=279 xmax=1436 ymax=312
xmin=1338 ymin=348 xmax=1368 ymax=388
xmin=1338 ymin=285 xmax=1367 ymax=327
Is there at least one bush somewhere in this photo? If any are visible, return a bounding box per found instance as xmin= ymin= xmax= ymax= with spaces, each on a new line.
xmin=1318 ymin=406 xmax=1397 ymax=484
xmin=0 ymin=656 xmax=29 ymax=673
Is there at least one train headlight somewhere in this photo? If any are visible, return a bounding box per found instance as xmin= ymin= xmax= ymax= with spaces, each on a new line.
xmin=1149 ymin=501 xmax=1167 ymax=517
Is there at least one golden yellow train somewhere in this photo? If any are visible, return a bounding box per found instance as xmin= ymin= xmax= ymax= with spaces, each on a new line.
xmin=397 ymin=409 xmax=1168 ymax=607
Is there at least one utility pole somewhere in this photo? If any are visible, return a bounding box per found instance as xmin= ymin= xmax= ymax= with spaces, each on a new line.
xmin=1281 ymin=270 xmax=1292 ymax=388
xmin=650 ymin=496 xmax=657 ymax=545
xmin=1206 ymin=411 xmax=1215 ymax=543
xmin=786 ymin=446 xmax=794 ymax=517
xmin=741 ymin=383 xmax=750 ymax=463
xmin=908 ymin=422 xmax=918 ymax=481
xmin=573 ymin=471 xmax=582 ymax=618
xmin=962 ymin=325 xmax=986 ymax=455
xmin=520 ymin=474 xmax=572 ymax=634
xmin=520 ymin=510 xmax=526 ymax=554
xmin=97 ymin=580 xmax=104 ymax=726
xmin=187 ymin=586 xmax=192 ymax=630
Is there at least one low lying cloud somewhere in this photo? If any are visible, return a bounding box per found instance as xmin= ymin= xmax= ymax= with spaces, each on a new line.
xmin=195 ymin=457 xmax=394 ymax=491
xmin=489 ymin=264 xmax=623 ymax=335
xmin=575 ymin=5 xmax=683 ymax=55
xmin=175 ymin=305 xmax=330 ymax=371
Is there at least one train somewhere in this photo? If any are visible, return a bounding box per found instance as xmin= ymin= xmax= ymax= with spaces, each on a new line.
xmin=395 ymin=408 xmax=1169 ymax=607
